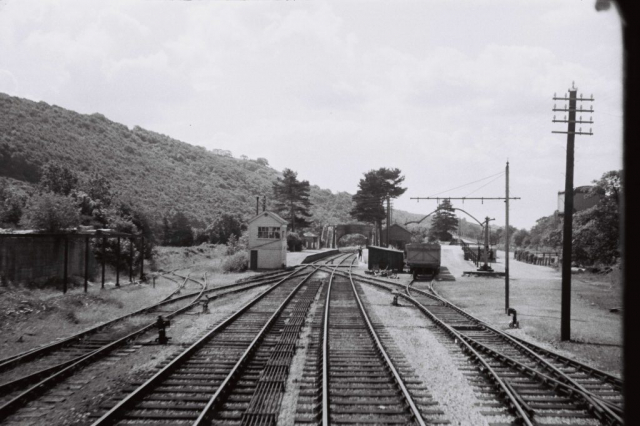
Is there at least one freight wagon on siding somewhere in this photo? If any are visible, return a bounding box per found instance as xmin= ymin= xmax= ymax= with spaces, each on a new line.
xmin=406 ymin=243 xmax=441 ymax=279
xmin=367 ymin=246 xmax=405 ymax=272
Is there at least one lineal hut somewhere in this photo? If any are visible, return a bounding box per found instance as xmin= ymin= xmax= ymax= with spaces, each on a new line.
xmin=247 ymin=211 xmax=288 ymax=270
xmin=382 ymin=224 xmax=413 ymax=250
xmin=302 ymin=232 xmax=319 ymax=249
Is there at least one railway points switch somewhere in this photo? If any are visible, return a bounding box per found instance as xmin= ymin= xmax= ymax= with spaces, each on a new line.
xmin=156 ymin=315 xmax=171 ymax=344
xmin=508 ymin=308 xmax=519 ymax=329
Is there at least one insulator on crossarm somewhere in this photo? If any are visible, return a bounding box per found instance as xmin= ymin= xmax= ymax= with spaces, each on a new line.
xmin=554 ymin=104 xmax=556 ymax=109
xmin=554 ymin=92 xmax=557 ymax=98
xmin=564 ymin=115 xmax=567 ymax=120
xmin=591 ymin=105 xmax=594 ymax=112
xmin=591 ymin=94 xmax=594 ymax=100
xmin=579 ymin=127 xmax=582 ymax=132
xmin=590 ymin=128 xmax=592 ymax=133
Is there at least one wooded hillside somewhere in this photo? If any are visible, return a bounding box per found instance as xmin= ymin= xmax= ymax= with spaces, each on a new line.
xmin=0 ymin=93 xmax=416 ymax=233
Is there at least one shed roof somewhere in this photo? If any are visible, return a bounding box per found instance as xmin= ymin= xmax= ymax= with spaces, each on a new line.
xmin=247 ymin=211 xmax=288 ymax=226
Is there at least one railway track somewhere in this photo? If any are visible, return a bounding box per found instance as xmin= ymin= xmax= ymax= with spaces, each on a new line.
xmin=336 ymin=270 xmax=623 ymax=426
xmin=0 ymin=265 xmax=324 ymax=422
xmin=89 ymin=252 xmax=350 ymax=425
xmin=294 ymin=256 xmax=447 ymax=425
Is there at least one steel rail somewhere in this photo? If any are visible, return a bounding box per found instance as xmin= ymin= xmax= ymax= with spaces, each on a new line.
xmin=0 ymin=266 xmax=258 ymax=421
xmin=346 ymin=258 xmax=428 ymax=426
xmin=91 ymin=260 xmax=330 ymax=426
xmin=398 ymin=291 xmax=535 ymax=425
xmin=193 ymin=257 xmax=346 ymax=425
xmin=320 ymin=251 xmax=353 ymax=426
xmin=405 ymin=283 xmax=624 ymax=424
xmin=0 ymin=266 xmax=304 ymax=374
xmin=330 ymin=271 xmax=533 ymax=425
xmin=0 ymin=273 xmax=187 ymax=374
xmin=334 ymin=269 xmax=623 ymax=391
xmin=427 ymin=276 xmax=622 ymax=389
xmin=331 ymin=270 xmax=622 ymax=424
xmin=454 ymin=331 xmax=623 ymax=425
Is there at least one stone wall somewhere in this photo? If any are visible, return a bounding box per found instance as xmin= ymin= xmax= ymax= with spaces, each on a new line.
xmin=0 ymin=236 xmax=98 ymax=284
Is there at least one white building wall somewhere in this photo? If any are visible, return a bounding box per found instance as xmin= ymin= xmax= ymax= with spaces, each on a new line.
xmin=248 ymin=213 xmax=287 ymax=269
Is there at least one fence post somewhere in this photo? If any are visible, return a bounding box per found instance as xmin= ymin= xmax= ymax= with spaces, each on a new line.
xmin=116 ymin=236 xmax=120 ymax=287
xmin=140 ymin=236 xmax=145 ymax=280
xmin=129 ymin=238 xmax=133 ymax=283
xmin=101 ymin=236 xmax=106 ymax=289
xmin=63 ymin=236 xmax=68 ymax=294
xmin=84 ymin=235 xmax=89 ymax=293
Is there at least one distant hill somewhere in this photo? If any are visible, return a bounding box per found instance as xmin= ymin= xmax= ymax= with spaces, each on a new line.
xmin=0 ymin=92 xmax=419 ymax=234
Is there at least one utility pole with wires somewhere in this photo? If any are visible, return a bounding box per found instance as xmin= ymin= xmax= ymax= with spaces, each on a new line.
xmin=386 ymin=196 xmax=391 ymax=247
xmin=552 ymin=83 xmax=594 ymax=342
xmin=410 ymin=163 xmax=520 ymax=313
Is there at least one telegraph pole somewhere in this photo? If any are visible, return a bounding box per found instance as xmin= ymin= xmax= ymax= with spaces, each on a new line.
xmin=552 ymin=83 xmax=594 ymax=341
xmin=505 ymin=162 xmax=510 ymax=312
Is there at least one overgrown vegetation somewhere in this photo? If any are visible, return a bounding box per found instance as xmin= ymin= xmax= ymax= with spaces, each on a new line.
xmin=428 ymin=199 xmax=458 ymax=242
xmin=510 ymin=170 xmax=621 ymax=267
xmin=350 ymin=168 xmax=407 ymax=245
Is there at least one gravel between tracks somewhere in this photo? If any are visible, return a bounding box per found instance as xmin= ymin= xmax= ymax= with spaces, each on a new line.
xmin=2 ymin=285 xmax=270 ymax=426
xmin=358 ymin=283 xmax=491 ymax=426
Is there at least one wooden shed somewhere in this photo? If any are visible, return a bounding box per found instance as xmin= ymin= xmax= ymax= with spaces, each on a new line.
xmin=367 ymin=245 xmax=405 ymax=272
xmin=302 ymin=232 xmax=319 ymax=249
xmin=382 ymin=224 xmax=413 ymax=250
xmin=247 ymin=211 xmax=288 ymax=270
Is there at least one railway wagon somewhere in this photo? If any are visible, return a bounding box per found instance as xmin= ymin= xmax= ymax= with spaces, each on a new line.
xmin=367 ymin=245 xmax=405 ymax=272
xmin=406 ymin=243 xmax=441 ymax=278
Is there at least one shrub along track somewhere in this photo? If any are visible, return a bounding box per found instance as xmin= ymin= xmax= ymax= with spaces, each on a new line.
xmin=0 ymin=265 xmax=330 ymax=423
xmin=333 ymin=270 xmax=623 ymax=426
xmin=88 ymin=252 xmax=350 ymax=426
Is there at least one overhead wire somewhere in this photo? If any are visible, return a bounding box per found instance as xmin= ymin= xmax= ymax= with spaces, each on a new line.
xmin=464 ymin=173 xmax=505 ymax=197
xmin=426 ymin=171 xmax=505 ymax=197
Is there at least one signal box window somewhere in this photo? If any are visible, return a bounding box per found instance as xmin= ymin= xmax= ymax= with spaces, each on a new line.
xmin=258 ymin=227 xmax=281 ymax=239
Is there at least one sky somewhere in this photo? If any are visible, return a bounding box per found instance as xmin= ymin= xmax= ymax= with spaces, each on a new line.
xmin=0 ymin=0 xmax=623 ymax=229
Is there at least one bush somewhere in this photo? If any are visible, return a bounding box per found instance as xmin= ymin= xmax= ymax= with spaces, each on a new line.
xmin=21 ymin=192 xmax=80 ymax=232
xmin=287 ymin=232 xmax=303 ymax=252
xmin=222 ymin=251 xmax=249 ymax=272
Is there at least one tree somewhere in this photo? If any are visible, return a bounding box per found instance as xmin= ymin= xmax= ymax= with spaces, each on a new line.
xmin=272 ymin=169 xmax=313 ymax=231
xmin=206 ymin=214 xmax=246 ymax=245
xmin=409 ymin=226 xmax=429 ymax=243
xmin=350 ymin=168 xmax=407 ymax=245
xmin=0 ymin=182 xmax=26 ymax=226
xmin=39 ymin=162 xmax=79 ymax=196
xmin=162 ymin=211 xmax=193 ymax=246
xmin=572 ymin=170 xmax=621 ymax=265
xmin=21 ymin=193 xmax=80 ymax=232
xmin=428 ymin=199 xmax=458 ymax=241
xmin=512 ymin=229 xmax=530 ymax=247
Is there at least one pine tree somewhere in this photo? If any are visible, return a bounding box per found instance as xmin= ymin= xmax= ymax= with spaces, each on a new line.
xmin=428 ymin=199 xmax=458 ymax=242
xmin=272 ymin=169 xmax=313 ymax=231
xmin=350 ymin=168 xmax=407 ymax=245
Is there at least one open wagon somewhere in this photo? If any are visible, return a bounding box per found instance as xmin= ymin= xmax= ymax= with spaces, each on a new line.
xmin=405 ymin=243 xmax=441 ymax=279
